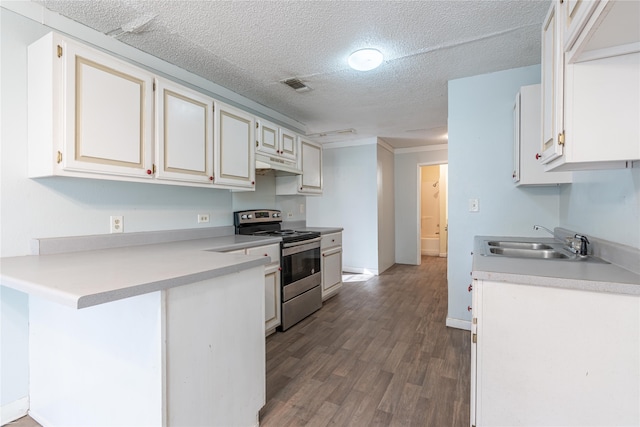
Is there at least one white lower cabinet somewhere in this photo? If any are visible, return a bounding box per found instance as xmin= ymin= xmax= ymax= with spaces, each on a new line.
xmin=244 ymin=244 xmax=281 ymax=334
xmin=471 ymin=279 xmax=640 ymax=426
xmin=28 ymin=267 xmax=266 ymax=427
xmin=321 ymin=232 xmax=342 ymax=300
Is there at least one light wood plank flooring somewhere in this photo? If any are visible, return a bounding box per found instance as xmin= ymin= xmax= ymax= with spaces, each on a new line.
xmin=4 ymin=257 xmax=470 ymax=427
xmin=260 ymin=256 xmax=470 ymax=426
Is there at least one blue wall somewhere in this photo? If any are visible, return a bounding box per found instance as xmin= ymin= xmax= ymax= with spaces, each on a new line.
xmin=447 ymin=64 xmax=561 ymax=324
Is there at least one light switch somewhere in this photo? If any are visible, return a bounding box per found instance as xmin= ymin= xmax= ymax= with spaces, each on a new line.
xmin=469 ymin=198 xmax=479 ymax=212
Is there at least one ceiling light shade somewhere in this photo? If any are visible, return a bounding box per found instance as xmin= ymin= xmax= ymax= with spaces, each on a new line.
xmin=348 ymin=48 xmax=384 ymax=71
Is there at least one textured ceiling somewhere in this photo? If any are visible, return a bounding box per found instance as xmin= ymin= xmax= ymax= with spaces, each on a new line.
xmin=37 ymin=0 xmax=550 ymax=148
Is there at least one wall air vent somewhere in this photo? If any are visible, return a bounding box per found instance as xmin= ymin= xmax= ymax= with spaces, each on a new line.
xmin=282 ymin=78 xmax=312 ymax=92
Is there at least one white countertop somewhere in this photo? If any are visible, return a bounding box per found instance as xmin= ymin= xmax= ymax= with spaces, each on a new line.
xmin=472 ymin=236 xmax=640 ymax=295
xmin=0 ymin=234 xmax=281 ymax=309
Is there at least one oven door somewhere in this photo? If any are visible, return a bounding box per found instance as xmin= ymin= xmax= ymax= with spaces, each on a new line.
xmin=281 ymin=237 xmax=321 ymax=299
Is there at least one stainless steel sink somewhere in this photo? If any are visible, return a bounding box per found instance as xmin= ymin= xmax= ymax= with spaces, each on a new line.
xmin=480 ymin=239 xmax=608 ymax=263
xmin=487 ymin=241 xmax=553 ymax=250
xmin=487 ymin=247 xmax=570 ymax=259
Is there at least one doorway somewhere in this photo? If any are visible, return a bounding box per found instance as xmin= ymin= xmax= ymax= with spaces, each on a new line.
xmin=418 ymin=164 xmax=448 ymax=262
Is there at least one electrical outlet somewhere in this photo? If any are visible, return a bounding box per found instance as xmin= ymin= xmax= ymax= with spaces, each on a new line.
xmin=197 ymin=214 xmax=210 ymax=223
xmin=110 ymin=216 xmax=124 ymax=233
xmin=299 ymin=204 xmax=305 ymax=214
xmin=469 ymin=198 xmax=479 ymax=212
xmin=287 ymin=212 xmax=293 ymax=218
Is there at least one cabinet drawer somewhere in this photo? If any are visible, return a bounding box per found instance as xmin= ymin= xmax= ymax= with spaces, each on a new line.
xmin=321 ymin=233 xmax=342 ymax=249
xmin=246 ymin=244 xmax=280 ymax=264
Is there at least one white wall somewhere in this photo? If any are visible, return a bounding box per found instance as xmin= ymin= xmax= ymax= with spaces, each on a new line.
xmin=0 ymin=6 xmax=300 ymax=418
xmin=447 ymin=65 xmax=561 ymax=326
xmin=559 ymin=168 xmax=640 ymax=249
xmin=377 ymin=143 xmax=395 ymax=274
xmin=394 ymin=147 xmax=448 ymax=264
xmin=306 ymin=140 xmax=380 ymax=274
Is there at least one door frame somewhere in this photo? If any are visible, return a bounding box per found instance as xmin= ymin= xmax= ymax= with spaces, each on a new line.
xmin=416 ymin=161 xmax=448 ymax=266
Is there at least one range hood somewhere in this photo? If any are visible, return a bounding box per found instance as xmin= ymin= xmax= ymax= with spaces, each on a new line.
xmin=255 ymin=153 xmax=302 ymax=176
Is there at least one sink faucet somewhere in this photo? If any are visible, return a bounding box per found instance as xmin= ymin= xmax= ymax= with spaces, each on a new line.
xmin=573 ymin=234 xmax=590 ymax=256
xmin=533 ymin=225 xmax=554 ymax=236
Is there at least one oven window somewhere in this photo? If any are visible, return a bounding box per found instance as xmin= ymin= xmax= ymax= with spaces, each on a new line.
xmin=282 ymin=246 xmax=320 ymax=285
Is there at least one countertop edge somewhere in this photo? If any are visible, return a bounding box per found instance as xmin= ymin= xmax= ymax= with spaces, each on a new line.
xmin=76 ymin=256 xmax=270 ymax=309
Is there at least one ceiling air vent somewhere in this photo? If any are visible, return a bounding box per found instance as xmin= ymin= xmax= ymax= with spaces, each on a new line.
xmin=282 ymin=78 xmax=311 ymax=93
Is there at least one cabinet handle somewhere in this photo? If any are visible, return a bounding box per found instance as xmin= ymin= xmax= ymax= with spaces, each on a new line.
xmin=467 ymin=305 xmax=472 ymax=312
xmin=535 ymin=153 xmax=541 ymax=160
xmin=209 ymin=176 xmax=214 ymax=181
xmin=252 ymin=181 xmax=255 ymax=185
xmin=468 ymin=284 xmax=473 ymax=292
xmin=512 ymin=171 xmax=516 ymax=178
xmin=264 ymin=253 xmax=268 ymax=257
xmin=146 ymin=169 xmax=152 ymax=175
xmin=278 ymin=267 xmax=282 ymax=271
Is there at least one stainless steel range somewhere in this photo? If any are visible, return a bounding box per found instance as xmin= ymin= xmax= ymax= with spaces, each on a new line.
xmin=234 ymin=209 xmax=322 ymax=331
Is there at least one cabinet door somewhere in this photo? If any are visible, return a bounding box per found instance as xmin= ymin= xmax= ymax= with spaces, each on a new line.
xmin=155 ymin=78 xmax=213 ymax=184
xmin=256 ymin=119 xmax=279 ymax=157
xmin=321 ymin=247 xmax=342 ymax=299
xmin=563 ymin=0 xmax=599 ymax=51
xmin=279 ymin=128 xmax=297 ymax=161
xmin=540 ymin=0 xmax=565 ymax=165
xmin=62 ymin=38 xmax=154 ymax=178
xmin=214 ymin=102 xmax=255 ymax=188
xmin=512 ymin=92 xmax=521 ymax=183
xmin=300 ymin=138 xmax=323 ymax=194
xmin=264 ymin=264 xmax=281 ymax=333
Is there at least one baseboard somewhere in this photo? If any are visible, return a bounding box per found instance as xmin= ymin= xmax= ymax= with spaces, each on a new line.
xmin=0 ymin=396 xmax=29 ymax=425
xmin=446 ymin=317 xmax=471 ymax=331
xmin=439 ymin=253 xmax=448 ymax=258
xmin=421 ymin=250 xmax=439 ymax=256
xmin=342 ymin=266 xmax=379 ymax=276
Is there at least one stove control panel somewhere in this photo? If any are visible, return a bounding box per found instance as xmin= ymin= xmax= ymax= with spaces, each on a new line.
xmin=234 ymin=209 xmax=282 ymax=225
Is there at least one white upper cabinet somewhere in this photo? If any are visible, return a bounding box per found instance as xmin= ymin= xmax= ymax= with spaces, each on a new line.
xmin=513 ymin=84 xmax=572 ymax=186
xmin=256 ymin=119 xmax=279 ymax=157
xmin=540 ymin=1 xmax=564 ymax=165
xmin=279 ymin=128 xmax=297 ymax=162
xmin=256 ymin=119 xmax=297 ymax=162
xmin=154 ymin=78 xmax=214 ymax=184
xmin=28 ymin=32 xmax=154 ymax=179
xmin=276 ymin=137 xmax=323 ymax=195
xmin=299 ymin=139 xmax=323 ymax=194
xmin=214 ymin=102 xmax=256 ymax=189
xmin=541 ymin=0 xmax=640 ymax=171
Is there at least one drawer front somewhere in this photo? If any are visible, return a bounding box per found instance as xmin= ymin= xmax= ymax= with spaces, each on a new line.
xmin=246 ymin=243 xmax=280 ymax=264
xmin=321 ymin=232 xmax=342 ymax=249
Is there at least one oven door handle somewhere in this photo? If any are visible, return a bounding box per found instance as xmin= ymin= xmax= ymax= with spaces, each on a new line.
xmin=282 ymin=237 xmax=322 ymax=256
xmin=282 ymin=236 xmax=322 ymax=249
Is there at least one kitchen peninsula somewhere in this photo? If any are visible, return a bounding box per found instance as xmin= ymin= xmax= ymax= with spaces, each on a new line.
xmin=0 ymin=230 xmax=280 ymax=427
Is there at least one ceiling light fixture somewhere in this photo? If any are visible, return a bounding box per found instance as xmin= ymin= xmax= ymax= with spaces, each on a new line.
xmin=348 ymin=48 xmax=384 ymax=71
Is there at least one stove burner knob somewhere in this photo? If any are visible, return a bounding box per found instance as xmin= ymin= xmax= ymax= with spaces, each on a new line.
xmin=247 ymin=214 xmax=253 ymax=219
xmin=241 ymin=214 xmax=248 ymax=220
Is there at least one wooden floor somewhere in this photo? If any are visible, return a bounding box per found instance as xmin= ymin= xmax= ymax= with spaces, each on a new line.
xmin=5 ymin=257 xmax=469 ymax=427
xmin=260 ymin=256 xmax=470 ymax=426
